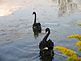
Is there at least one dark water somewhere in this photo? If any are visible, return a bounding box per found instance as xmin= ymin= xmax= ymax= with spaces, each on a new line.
xmin=0 ymin=0 xmax=81 ymax=61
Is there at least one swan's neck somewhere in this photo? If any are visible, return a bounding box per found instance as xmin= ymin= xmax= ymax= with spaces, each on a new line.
xmin=43 ymin=30 xmax=50 ymax=41
xmin=34 ymin=13 xmax=36 ymax=24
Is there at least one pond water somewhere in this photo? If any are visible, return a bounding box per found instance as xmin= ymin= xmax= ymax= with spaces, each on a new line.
xmin=0 ymin=0 xmax=81 ymax=61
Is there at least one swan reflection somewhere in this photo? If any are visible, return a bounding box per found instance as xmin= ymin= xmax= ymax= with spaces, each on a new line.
xmin=33 ymin=30 xmax=39 ymax=38
xmin=58 ymin=0 xmax=77 ymax=16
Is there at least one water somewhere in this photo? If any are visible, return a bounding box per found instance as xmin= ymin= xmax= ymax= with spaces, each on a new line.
xmin=0 ymin=0 xmax=81 ymax=61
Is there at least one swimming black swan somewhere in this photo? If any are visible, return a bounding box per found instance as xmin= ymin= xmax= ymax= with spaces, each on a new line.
xmin=32 ymin=12 xmax=41 ymax=33
xmin=39 ymin=28 xmax=54 ymax=59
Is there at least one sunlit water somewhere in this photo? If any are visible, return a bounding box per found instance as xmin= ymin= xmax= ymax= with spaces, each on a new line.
xmin=0 ymin=0 xmax=81 ymax=61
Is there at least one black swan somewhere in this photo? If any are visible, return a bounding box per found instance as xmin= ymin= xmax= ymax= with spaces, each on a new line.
xmin=32 ymin=12 xmax=41 ymax=33
xmin=39 ymin=28 xmax=54 ymax=59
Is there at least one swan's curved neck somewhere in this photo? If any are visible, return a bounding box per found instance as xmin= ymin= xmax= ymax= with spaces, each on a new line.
xmin=34 ymin=13 xmax=36 ymax=24
xmin=43 ymin=30 xmax=50 ymax=41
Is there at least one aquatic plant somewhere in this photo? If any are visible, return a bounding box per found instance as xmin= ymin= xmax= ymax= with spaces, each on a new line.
xmin=78 ymin=23 xmax=81 ymax=26
xmin=68 ymin=57 xmax=81 ymax=61
xmin=78 ymin=48 xmax=81 ymax=51
xmin=67 ymin=34 xmax=81 ymax=41
xmin=67 ymin=35 xmax=81 ymax=51
xmin=75 ymin=41 xmax=81 ymax=51
xmin=54 ymin=46 xmax=77 ymax=57
xmin=75 ymin=41 xmax=81 ymax=47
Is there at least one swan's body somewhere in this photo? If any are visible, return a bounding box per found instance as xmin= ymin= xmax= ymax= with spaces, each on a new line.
xmin=39 ymin=28 xmax=54 ymax=58
xmin=32 ymin=12 xmax=41 ymax=33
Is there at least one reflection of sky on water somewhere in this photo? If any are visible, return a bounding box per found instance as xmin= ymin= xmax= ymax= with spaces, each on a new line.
xmin=0 ymin=0 xmax=81 ymax=18
xmin=0 ymin=0 xmax=81 ymax=42
xmin=0 ymin=0 xmax=81 ymax=43
xmin=58 ymin=0 xmax=81 ymax=16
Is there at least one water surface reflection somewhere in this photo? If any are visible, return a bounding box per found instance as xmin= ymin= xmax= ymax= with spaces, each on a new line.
xmin=58 ymin=0 xmax=77 ymax=16
xmin=0 ymin=0 xmax=81 ymax=61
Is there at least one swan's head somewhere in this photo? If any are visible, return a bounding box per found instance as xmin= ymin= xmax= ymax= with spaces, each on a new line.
xmin=33 ymin=12 xmax=36 ymax=15
xmin=45 ymin=28 xmax=50 ymax=32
